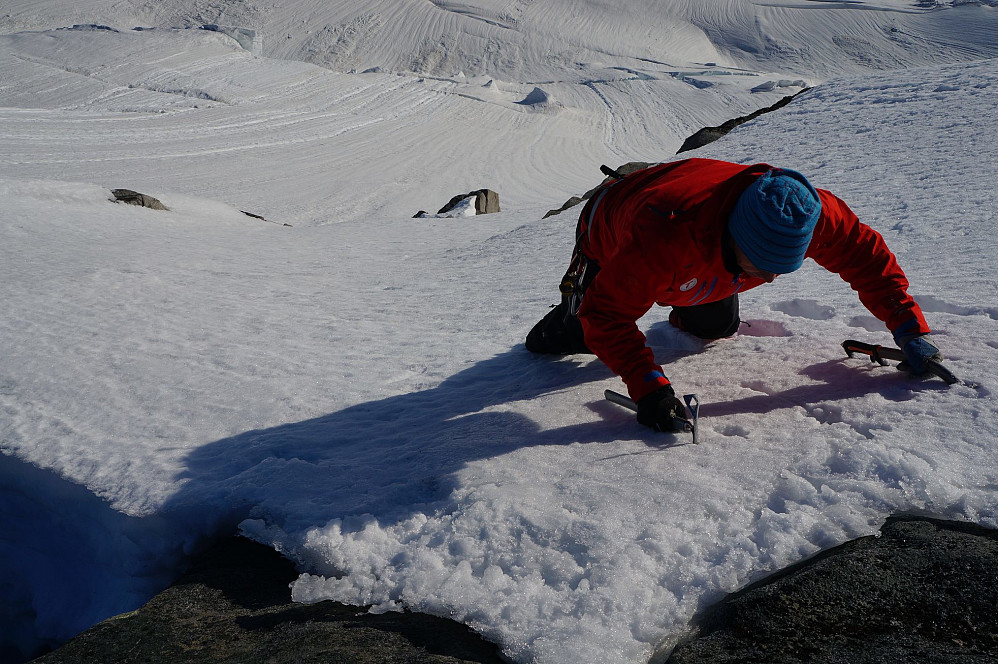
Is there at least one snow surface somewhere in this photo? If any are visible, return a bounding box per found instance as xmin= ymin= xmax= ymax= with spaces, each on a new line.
xmin=2 ymin=1 xmax=998 ymax=662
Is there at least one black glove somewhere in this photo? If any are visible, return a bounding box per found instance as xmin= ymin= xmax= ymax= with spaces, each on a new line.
xmin=894 ymin=332 xmax=943 ymax=374
xmin=636 ymin=385 xmax=689 ymax=432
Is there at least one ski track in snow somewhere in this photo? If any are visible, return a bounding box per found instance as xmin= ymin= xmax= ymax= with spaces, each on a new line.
xmin=2 ymin=1 xmax=998 ymax=662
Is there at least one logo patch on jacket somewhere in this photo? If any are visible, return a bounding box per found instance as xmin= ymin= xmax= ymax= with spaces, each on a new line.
xmin=680 ymin=278 xmax=698 ymax=292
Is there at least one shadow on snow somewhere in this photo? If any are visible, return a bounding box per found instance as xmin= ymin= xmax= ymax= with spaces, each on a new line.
xmin=161 ymin=348 xmax=621 ymax=527
xmin=1 ymin=340 xmax=927 ymax=662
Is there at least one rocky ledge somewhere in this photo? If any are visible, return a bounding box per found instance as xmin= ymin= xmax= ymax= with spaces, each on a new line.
xmin=667 ymin=516 xmax=998 ymax=663
xmin=32 ymin=536 xmax=505 ymax=664
xmin=34 ymin=516 xmax=998 ymax=664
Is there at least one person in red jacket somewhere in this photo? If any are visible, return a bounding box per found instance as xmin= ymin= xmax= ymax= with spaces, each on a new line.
xmin=526 ymin=158 xmax=941 ymax=432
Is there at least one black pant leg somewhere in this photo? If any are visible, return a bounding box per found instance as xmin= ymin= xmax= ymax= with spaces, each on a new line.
xmin=671 ymin=294 xmax=740 ymax=340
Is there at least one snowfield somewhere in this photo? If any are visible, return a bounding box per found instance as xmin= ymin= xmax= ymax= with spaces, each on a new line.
xmin=2 ymin=1 xmax=998 ymax=662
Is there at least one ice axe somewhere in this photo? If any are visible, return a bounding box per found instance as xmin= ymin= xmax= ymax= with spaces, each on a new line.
xmin=604 ymin=389 xmax=700 ymax=443
xmin=842 ymin=339 xmax=959 ymax=385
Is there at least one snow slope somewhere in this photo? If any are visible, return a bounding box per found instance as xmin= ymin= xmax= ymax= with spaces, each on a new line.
xmin=2 ymin=1 xmax=998 ymax=662
xmin=5 ymin=0 xmax=997 ymax=80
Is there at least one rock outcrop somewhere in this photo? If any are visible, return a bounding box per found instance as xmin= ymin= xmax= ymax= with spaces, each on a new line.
xmin=676 ymin=90 xmax=808 ymax=154
xmin=543 ymin=162 xmax=651 ymax=218
xmin=31 ymin=517 xmax=998 ymax=664
xmin=542 ymin=91 xmax=811 ymax=219
xmin=110 ymin=189 xmax=168 ymax=211
xmin=437 ymin=189 xmax=501 ymax=216
xmin=33 ymin=536 xmax=505 ymax=664
xmin=667 ymin=516 xmax=998 ymax=663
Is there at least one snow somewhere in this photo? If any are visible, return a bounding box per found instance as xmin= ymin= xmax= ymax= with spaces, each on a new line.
xmin=2 ymin=1 xmax=998 ymax=662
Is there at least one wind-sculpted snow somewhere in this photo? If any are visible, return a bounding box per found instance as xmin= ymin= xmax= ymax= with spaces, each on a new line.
xmin=4 ymin=0 xmax=998 ymax=81
xmin=2 ymin=1 xmax=998 ymax=663
xmin=0 ymin=25 xmax=777 ymax=226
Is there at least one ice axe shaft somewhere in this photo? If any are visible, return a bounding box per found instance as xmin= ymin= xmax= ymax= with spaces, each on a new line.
xmin=604 ymin=389 xmax=639 ymax=412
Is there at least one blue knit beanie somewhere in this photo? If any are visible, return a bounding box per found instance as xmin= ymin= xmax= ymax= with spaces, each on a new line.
xmin=728 ymin=168 xmax=822 ymax=274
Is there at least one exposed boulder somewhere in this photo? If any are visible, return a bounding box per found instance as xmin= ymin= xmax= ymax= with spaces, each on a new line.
xmin=110 ymin=189 xmax=168 ymax=211
xmin=667 ymin=516 xmax=998 ymax=664
xmin=33 ymin=536 xmax=505 ymax=664
xmin=436 ymin=189 xmax=501 ymax=216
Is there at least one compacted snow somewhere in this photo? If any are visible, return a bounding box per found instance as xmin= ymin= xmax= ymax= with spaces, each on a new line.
xmin=2 ymin=1 xmax=997 ymax=662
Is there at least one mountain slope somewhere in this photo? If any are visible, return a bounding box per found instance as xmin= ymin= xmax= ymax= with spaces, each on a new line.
xmin=1 ymin=2 xmax=997 ymax=662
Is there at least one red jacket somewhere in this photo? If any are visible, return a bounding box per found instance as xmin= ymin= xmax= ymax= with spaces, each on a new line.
xmin=577 ymin=158 xmax=930 ymax=401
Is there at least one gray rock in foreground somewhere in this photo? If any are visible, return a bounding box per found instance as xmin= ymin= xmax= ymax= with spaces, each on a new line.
xmin=667 ymin=516 xmax=998 ymax=664
xmin=33 ymin=536 xmax=506 ymax=664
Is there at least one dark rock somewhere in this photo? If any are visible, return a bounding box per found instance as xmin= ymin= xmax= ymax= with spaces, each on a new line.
xmin=62 ymin=24 xmax=119 ymax=33
xmin=110 ymin=189 xmax=168 ymax=211
xmin=437 ymin=189 xmax=501 ymax=216
xmin=30 ymin=518 xmax=998 ymax=664
xmin=676 ymin=90 xmax=808 ymax=154
xmin=239 ymin=210 xmax=293 ymax=227
xmin=544 ymin=91 xmax=810 ymax=219
xmin=543 ymin=161 xmax=652 ymax=218
xmin=543 ymin=196 xmax=584 ymax=219
xmin=33 ymin=536 xmax=505 ymax=664
xmin=666 ymin=516 xmax=998 ymax=664
xmin=676 ymin=127 xmax=728 ymax=153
